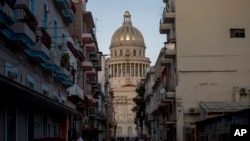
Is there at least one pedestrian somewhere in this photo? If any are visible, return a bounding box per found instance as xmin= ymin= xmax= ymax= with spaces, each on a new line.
xmin=76 ymin=132 xmax=84 ymax=141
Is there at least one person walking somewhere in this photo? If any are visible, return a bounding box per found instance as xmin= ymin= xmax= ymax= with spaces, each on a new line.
xmin=76 ymin=132 xmax=84 ymax=141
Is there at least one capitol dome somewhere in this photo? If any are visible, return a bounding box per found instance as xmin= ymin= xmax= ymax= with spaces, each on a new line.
xmin=110 ymin=11 xmax=145 ymax=48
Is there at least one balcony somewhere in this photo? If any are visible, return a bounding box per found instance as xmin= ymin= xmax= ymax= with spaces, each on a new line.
xmin=61 ymin=9 xmax=75 ymax=23
xmin=162 ymin=86 xmax=176 ymax=101
xmin=93 ymin=62 xmax=102 ymax=71
xmin=86 ymin=69 xmax=96 ymax=77
xmin=41 ymin=63 xmax=60 ymax=74
xmin=82 ymin=11 xmax=95 ymax=29
xmin=82 ymin=61 xmax=93 ymax=71
xmin=145 ymin=115 xmax=154 ymax=123
xmin=10 ymin=23 xmax=36 ymax=49
xmin=26 ymin=42 xmax=50 ymax=62
xmin=163 ymin=7 xmax=175 ymax=23
xmin=164 ymin=43 xmax=176 ymax=59
xmin=151 ymin=108 xmax=160 ymax=116
xmin=68 ymin=84 xmax=84 ymax=104
xmin=160 ymin=21 xmax=171 ymax=34
xmin=55 ymin=0 xmax=70 ymax=10
xmin=89 ymin=52 xmax=99 ymax=62
xmin=25 ymin=49 xmax=49 ymax=63
xmin=161 ymin=58 xmax=172 ymax=67
xmin=95 ymin=111 xmax=107 ymax=122
xmin=88 ymin=77 xmax=97 ymax=85
xmin=67 ymin=41 xmax=84 ymax=61
xmin=13 ymin=2 xmax=38 ymax=32
xmin=94 ymin=84 xmax=102 ymax=94
xmin=85 ymin=43 xmax=96 ymax=52
xmin=40 ymin=50 xmax=61 ymax=73
xmin=36 ymin=27 xmax=52 ymax=49
xmin=89 ymin=107 xmax=97 ymax=117
xmin=86 ymin=84 xmax=92 ymax=95
xmin=82 ymin=33 xmax=93 ymax=44
xmin=158 ymin=87 xmax=175 ymax=104
xmin=61 ymin=67 xmax=70 ymax=77
xmin=54 ymin=71 xmax=68 ymax=82
xmin=61 ymin=79 xmax=74 ymax=88
xmin=165 ymin=91 xmax=175 ymax=98
xmin=0 ymin=9 xmax=14 ymax=29
xmin=53 ymin=68 xmax=73 ymax=87
xmin=76 ymin=49 xmax=85 ymax=62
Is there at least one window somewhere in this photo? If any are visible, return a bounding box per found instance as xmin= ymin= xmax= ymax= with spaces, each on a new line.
xmin=230 ymin=28 xmax=245 ymax=38
xmin=42 ymin=84 xmax=49 ymax=96
xmin=133 ymin=49 xmax=136 ymax=56
xmin=5 ymin=62 xmax=19 ymax=81
xmin=125 ymin=49 xmax=130 ymax=56
xmin=26 ymin=75 xmax=35 ymax=90
xmin=120 ymin=50 xmax=123 ymax=56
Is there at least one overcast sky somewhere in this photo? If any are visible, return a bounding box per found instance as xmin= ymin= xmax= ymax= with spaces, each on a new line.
xmin=87 ymin=0 xmax=166 ymax=65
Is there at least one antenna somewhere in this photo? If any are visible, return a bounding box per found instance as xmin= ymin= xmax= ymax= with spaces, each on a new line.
xmin=94 ymin=18 xmax=102 ymax=33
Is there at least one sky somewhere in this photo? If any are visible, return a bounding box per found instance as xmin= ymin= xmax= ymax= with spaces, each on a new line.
xmin=87 ymin=0 xmax=166 ymax=66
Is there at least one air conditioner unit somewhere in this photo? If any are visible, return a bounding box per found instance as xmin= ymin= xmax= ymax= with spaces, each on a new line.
xmin=240 ymin=88 xmax=249 ymax=95
xmin=189 ymin=108 xmax=198 ymax=113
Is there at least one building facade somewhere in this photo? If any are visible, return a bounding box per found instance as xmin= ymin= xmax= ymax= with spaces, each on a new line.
xmin=108 ymin=11 xmax=150 ymax=138
xmin=0 ymin=0 xmax=108 ymax=141
xmin=142 ymin=0 xmax=250 ymax=141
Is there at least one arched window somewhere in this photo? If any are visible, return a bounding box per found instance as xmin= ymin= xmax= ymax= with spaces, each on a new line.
xmin=115 ymin=50 xmax=117 ymax=56
xmin=139 ymin=50 xmax=141 ymax=56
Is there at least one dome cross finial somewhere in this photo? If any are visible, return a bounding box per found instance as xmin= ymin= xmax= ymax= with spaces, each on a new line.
xmin=123 ymin=11 xmax=132 ymax=24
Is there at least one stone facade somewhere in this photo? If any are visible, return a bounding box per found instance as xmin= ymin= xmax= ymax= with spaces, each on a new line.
xmin=108 ymin=11 xmax=150 ymax=138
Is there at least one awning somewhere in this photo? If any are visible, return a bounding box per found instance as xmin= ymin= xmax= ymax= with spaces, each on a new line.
xmin=0 ymin=74 xmax=82 ymax=116
xmin=199 ymin=102 xmax=250 ymax=113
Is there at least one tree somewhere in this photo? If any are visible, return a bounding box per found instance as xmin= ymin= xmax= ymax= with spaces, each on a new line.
xmin=132 ymin=82 xmax=146 ymax=135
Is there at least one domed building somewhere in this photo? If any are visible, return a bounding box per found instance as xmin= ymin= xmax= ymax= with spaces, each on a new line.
xmin=109 ymin=11 xmax=150 ymax=138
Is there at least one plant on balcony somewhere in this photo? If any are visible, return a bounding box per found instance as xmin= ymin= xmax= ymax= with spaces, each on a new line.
xmin=60 ymin=53 xmax=70 ymax=71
